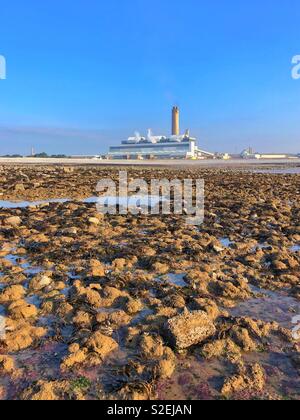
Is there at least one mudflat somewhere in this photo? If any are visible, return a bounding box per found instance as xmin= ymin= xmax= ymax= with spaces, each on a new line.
xmin=0 ymin=164 xmax=299 ymax=400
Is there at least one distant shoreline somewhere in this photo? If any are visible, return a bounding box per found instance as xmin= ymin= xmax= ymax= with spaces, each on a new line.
xmin=0 ymin=157 xmax=299 ymax=168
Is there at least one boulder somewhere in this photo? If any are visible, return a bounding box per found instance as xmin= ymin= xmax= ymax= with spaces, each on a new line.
xmin=8 ymin=300 xmax=38 ymax=320
xmin=4 ymin=216 xmax=22 ymax=226
xmin=0 ymin=285 xmax=25 ymax=303
xmin=164 ymin=310 xmax=216 ymax=349
xmin=29 ymin=274 xmax=52 ymax=291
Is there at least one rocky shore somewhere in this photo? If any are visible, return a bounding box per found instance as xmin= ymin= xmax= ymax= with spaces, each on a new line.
xmin=0 ymin=165 xmax=299 ymax=400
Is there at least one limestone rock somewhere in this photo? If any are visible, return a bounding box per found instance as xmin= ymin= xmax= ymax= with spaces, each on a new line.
xmin=164 ymin=310 xmax=216 ymax=349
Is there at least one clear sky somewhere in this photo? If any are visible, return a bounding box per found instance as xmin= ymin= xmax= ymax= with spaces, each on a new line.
xmin=0 ymin=0 xmax=299 ymax=155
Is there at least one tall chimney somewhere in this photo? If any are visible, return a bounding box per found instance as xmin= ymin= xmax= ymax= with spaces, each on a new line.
xmin=172 ymin=106 xmax=180 ymax=136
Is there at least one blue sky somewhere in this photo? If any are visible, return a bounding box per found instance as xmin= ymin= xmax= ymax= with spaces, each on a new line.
xmin=0 ymin=0 xmax=299 ymax=155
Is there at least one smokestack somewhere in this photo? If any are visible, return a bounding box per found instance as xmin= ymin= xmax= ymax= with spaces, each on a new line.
xmin=172 ymin=106 xmax=180 ymax=136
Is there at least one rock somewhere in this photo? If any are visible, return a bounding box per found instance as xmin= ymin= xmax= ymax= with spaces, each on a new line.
xmin=8 ymin=300 xmax=38 ymax=320
xmin=68 ymin=343 xmax=80 ymax=354
xmin=40 ymin=301 xmax=54 ymax=314
xmin=21 ymin=380 xmax=70 ymax=400
xmin=73 ymin=311 xmax=92 ymax=328
xmin=272 ymin=260 xmax=288 ymax=271
xmin=210 ymin=280 xmax=250 ymax=300
xmin=152 ymin=262 xmax=169 ymax=275
xmin=156 ymin=358 xmax=176 ymax=379
xmin=0 ymin=385 xmax=6 ymax=399
xmin=111 ymin=258 xmax=127 ymax=271
xmin=14 ymin=183 xmax=25 ymax=192
xmin=29 ymin=274 xmax=52 ymax=291
xmin=56 ymin=302 xmax=74 ymax=318
xmin=221 ymin=363 xmax=265 ymax=396
xmin=108 ymin=310 xmax=132 ymax=327
xmin=201 ymin=339 xmax=241 ymax=362
xmin=156 ymin=347 xmax=176 ymax=379
xmin=139 ymin=334 xmax=164 ymax=359
xmin=0 ymin=285 xmax=25 ymax=303
xmin=164 ymin=294 xmax=186 ymax=309
xmin=3 ymin=321 xmax=47 ymax=352
xmin=0 ymin=355 xmax=15 ymax=374
xmin=213 ymin=245 xmax=224 ymax=253
xmin=185 ymin=270 xmax=210 ymax=285
xmin=4 ymin=216 xmax=22 ymax=226
xmin=100 ymin=286 xmax=129 ymax=307
xmin=84 ymin=289 xmax=102 ymax=309
xmin=0 ymin=259 xmax=14 ymax=269
xmin=230 ymin=326 xmax=257 ymax=352
xmin=62 ymin=167 xmax=74 ymax=173
xmin=96 ymin=310 xmax=132 ymax=329
xmin=191 ymin=298 xmax=220 ymax=320
xmin=141 ymin=246 xmax=156 ymax=257
xmin=89 ymin=259 xmax=106 ymax=277
xmin=61 ymin=348 xmax=88 ymax=370
xmin=86 ymin=331 xmax=118 ymax=358
xmin=164 ymin=310 xmax=216 ymax=350
xmin=124 ymin=298 xmax=143 ymax=315
xmin=88 ymin=217 xmax=101 ymax=225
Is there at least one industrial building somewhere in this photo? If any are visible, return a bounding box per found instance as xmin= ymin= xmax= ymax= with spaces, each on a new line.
xmin=240 ymin=148 xmax=298 ymax=160
xmin=108 ymin=107 xmax=213 ymax=160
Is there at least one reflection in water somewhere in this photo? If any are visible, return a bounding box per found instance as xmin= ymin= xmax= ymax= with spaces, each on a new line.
xmin=156 ymin=273 xmax=188 ymax=287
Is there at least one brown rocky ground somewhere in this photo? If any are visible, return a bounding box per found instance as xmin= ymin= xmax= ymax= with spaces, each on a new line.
xmin=0 ymin=164 xmax=299 ymax=400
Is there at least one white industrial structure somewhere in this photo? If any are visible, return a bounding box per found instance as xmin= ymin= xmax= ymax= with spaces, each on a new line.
xmin=108 ymin=107 xmax=213 ymax=160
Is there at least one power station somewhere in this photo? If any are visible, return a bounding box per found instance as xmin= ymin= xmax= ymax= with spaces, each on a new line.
xmin=108 ymin=107 xmax=213 ymax=160
xmin=172 ymin=106 xmax=180 ymax=136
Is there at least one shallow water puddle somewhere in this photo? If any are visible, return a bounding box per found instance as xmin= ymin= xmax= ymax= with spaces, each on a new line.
xmin=231 ymin=286 xmax=300 ymax=331
xmin=131 ymin=308 xmax=154 ymax=326
xmin=290 ymin=245 xmax=300 ymax=252
xmin=0 ymin=198 xmax=70 ymax=208
xmin=15 ymin=342 xmax=68 ymax=377
xmin=0 ymin=195 xmax=166 ymax=209
xmin=243 ymin=349 xmax=300 ymax=399
xmin=156 ymin=273 xmax=188 ymax=287
xmin=251 ymin=167 xmax=300 ymax=175
xmin=60 ymin=287 xmax=71 ymax=297
xmin=26 ymin=295 xmax=42 ymax=308
xmin=220 ymin=238 xmax=234 ymax=248
xmin=3 ymin=253 xmax=43 ymax=276
xmin=157 ymin=355 xmax=228 ymax=400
